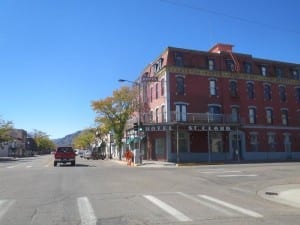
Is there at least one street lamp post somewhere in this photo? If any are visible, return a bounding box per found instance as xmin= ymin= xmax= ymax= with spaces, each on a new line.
xmin=118 ymin=79 xmax=141 ymax=163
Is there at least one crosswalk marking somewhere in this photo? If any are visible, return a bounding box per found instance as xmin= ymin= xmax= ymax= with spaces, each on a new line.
xmin=77 ymin=197 xmax=97 ymax=225
xmin=143 ymin=195 xmax=192 ymax=222
xmin=6 ymin=165 xmax=17 ymax=169
xmin=26 ymin=165 xmax=33 ymax=168
xmin=0 ymin=200 xmax=14 ymax=220
xmin=217 ymin=174 xmax=257 ymax=177
xmin=176 ymin=192 xmax=236 ymax=216
xmin=199 ymin=194 xmax=263 ymax=218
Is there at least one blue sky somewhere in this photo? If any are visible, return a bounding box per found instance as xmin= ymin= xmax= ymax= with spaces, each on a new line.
xmin=0 ymin=0 xmax=299 ymax=139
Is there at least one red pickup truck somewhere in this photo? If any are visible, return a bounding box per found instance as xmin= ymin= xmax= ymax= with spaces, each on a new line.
xmin=54 ymin=146 xmax=76 ymax=167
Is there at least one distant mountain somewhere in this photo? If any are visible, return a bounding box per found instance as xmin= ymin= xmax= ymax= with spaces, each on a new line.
xmin=53 ymin=131 xmax=82 ymax=146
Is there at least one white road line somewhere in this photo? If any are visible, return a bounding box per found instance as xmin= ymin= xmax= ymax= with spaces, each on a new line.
xmin=198 ymin=195 xmax=263 ymax=218
xmin=6 ymin=165 xmax=17 ymax=169
xmin=77 ymin=197 xmax=97 ymax=225
xmin=26 ymin=165 xmax=33 ymax=168
xmin=0 ymin=200 xmax=15 ymax=220
xmin=217 ymin=174 xmax=257 ymax=177
xmin=143 ymin=195 xmax=192 ymax=222
xmin=176 ymin=192 xmax=236 ymax=216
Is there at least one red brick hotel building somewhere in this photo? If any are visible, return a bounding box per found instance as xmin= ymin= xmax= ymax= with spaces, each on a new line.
xmin=125 ymin=43 xmax=300 ymax=162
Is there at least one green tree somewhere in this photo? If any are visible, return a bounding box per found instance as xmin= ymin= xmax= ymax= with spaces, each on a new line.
xmin=31 ymin=130 xmax=55 ymax=154
xmin=72 ymin=129 xmax=95 ymax=149
xmin=91 ymin=86 xmax=136 ymax=160
xmin=0 ymin=117 xmax=13 ymax=142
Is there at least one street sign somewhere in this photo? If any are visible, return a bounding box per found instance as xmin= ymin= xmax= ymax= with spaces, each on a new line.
xmin=142 ymin=76 xmax=158 ymax=82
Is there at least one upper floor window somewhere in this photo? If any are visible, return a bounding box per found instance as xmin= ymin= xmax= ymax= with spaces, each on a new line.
xmin=264 ymin=84 xmax=271 ymax=100
xmin=174 ymin=52 xmax=184 ymax=67
xmin=265 ymin=108 xmax=273 ymax=124
xmin=249 ymin=107 xmax=256 ymax=124
xmin=150 ymin=87 xmax=153 ymax=102
xmin=247 ymin=82 xmax=255 ymax=99
xmin=161 ymin=78 xmax=165 ymax=96
xmin=244 ymin=62 xmax=252 ymax=74
xmin=231 ymin=106 xmax=239 ymax=123
xmin=260 ymin=65 xmax=268 ymax=76
xmin=229 ymin=80 xmax=238 ymax=97
xmin=275 ymin=67 xmax=283 ymax=78
xmin=209 ymin=79 xmax=217 ymax=96
xmin=161 ymin=105 xmax=166 ymax=122
xmin=291 ymin=69 xmax=300 ymax=80
xmin=176 ymin=104 xmax=187 ymax=122
xmin=155 ymin=108 xmax=159 ymax=123
xmin=281 ymin=109 xmax=288 ymax=125
xmin=279 ymin=86 xmax=286 ymax=102
xmin=208 ymin=104 xmax=221 ymax=122
xmin=296 ymin=87 xmax=300 ymax=103
xmin=208 ymin=59 xmax=215 ymax=71
xmin=176 ymin=76 xmax=185 ymax=95
xmin=226 ymin=60 xmax=235 ymax=72
xmin=155 ymin=83 xmax=159 ymax=99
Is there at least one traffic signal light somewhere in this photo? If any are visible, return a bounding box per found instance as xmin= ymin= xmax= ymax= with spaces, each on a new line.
xmin=133 ymin=122 xmax=138 ymax=131
xmin=139 ymin=122 xmax=143 ymax=131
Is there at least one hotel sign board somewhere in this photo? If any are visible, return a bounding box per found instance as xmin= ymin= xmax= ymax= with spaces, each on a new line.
xmin=143 ymin=125 xmax=232 ymax=132
xmin=142 ymin=76 xmax=158 ymax=82
xmin=188 ymin=125 xmax=231 ymax=132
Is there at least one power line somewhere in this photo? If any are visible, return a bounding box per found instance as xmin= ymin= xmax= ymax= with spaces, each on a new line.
xmin=160 ymin=0 xmax=300 ymax=35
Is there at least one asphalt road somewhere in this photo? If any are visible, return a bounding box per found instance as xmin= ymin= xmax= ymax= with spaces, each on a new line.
xmin=0 ymin=155 xmax=300 ymax=225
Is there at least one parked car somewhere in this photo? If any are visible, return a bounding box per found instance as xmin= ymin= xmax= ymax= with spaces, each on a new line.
xmin=83 ymin=150 xmax=92 ymax=159
xmin=53 ymin=146 xmax=76 ymax=166
xmin=78 ymin=150 xmax=85 ymax=158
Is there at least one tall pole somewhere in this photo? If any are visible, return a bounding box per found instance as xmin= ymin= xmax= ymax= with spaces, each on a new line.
xmin=207 ymin=112 xmax=211 ymax=163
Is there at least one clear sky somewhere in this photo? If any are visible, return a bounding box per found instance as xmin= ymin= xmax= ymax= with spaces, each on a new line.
xmin=0 ymin=0 xmax=299 ymax=139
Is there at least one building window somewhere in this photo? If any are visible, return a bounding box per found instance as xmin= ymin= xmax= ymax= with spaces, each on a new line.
xmin=149 ymin=111 xmax=153 ymax=122
xmin=267 ymin=133 xmax=277 ymax=151
xmin=247 ymin=82 xmax=255 ymax=99
xmin=291 ymin=69 xmax=300 ymax=80
xmin=211 ymin=133 xmax=223 ymax=153
xmin=283 ymin=134 xmax=291 ymax=153
xmin=265 ymin=108 xmax=273 ymax=124
xmin=249 ymin=107 xmax=256 ymax=124
xmin=174 ymin=52 xmax=184 ymax=67
xmin=161 ymin=105 xmax=166 ymax=122
xmin=231 ymin=106 xmax=239 ymax=123
xmin=155 ymin=83 xmax=159 ymax=99
xmin=275 ymin=67 xmax=283 ymax=78
xmin=244 ymin=62 xmax=252 ymax=74
xmin=208 ymin=105 xmax=221 ymax=122
xmin=150 ymin=87 xmax=153 ymax=102
xmin=264 ymin=84 xmax=271 ymax=100
xmin=260 ymin=65 xmax=267 ymax=76
xmin=249 ymin=133 xmax=259 ymax=152
xmin=296 ymin=87 xmax=300 ymax=103
xmin=176 ymin=76 xmax=185 ymax=95
xmin=209 ymin=79 xmax=217 ymax=96
xmin=155 ymin=108 xmax=159 ymax=123
xmin=176 ymin=104 xmax=187 ymax=122
xmin=208 ymin=59 xmax=215 ymax=71
xmin=281 ymin=109 xmax=288 ymax=125
xmin=161 ymin=78 xmax=165 ymax=96
xmin=279 ymin=86 xmax=286 ymax=102
xmin=230 ymin=80 xmax=238 ymax=97
xmin=226 ymin=60 xmax=235 ymax=72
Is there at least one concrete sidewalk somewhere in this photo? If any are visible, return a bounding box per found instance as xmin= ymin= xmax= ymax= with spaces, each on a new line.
xmin=259 ymin=184 xmax=300 ymax=209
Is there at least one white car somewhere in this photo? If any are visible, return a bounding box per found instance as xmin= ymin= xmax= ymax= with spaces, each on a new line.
xmin=83 ymin=150 xmax=92 ymax=159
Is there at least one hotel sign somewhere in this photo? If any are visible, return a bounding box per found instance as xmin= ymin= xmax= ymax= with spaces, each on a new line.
xmin=145 ymin=125 xmax=173 ymax=132
xmin=188 ymin=125 xmax=231 ymax=132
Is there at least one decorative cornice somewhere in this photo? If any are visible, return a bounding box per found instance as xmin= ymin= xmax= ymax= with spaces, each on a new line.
xmin=166 ymin=66 xmax=300 ymax=85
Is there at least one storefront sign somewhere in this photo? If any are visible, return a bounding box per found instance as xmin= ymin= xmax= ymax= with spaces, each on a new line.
xmin=142 ymin=76 xmax=158 ymax=82
xmin=188 ymin=125 xmax=231 ymax=132
xmin=145 ymin=125 xmax=173 ymax=132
